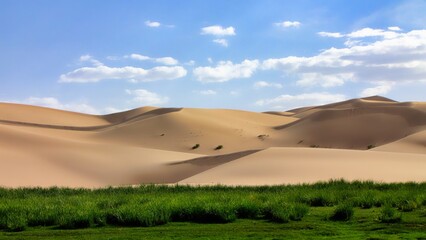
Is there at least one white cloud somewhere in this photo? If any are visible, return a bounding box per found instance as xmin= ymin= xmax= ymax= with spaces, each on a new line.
xmin=79 ymin=55 xmax=103 ymax=67
xmin=145 ymin=20 xmax=161 ymax=28
xmin=253 ymin=81 xmax=282 ymax=89
xmin=126 ymin=89 xmax=169 ymax=106
xmin=255 ymin=93 xmax=346 ymax=110
xmin=275 ymin=21 xmax=301 ymax=28
xmin=155 ymin=57 xmax=178 ymax=65
xmin=79 ymin=55 xmax=92 ymax=61
xmin=193 ymin=59 xmax=259 ymax=83
xmin=201 ymin=25 xmax=236 ymax=36
xmin=343 ymin=39 xmax=362 ymax=47
xmin=296 ymin=73 xmax=350 ymax=88
xmin=318 ymin=27 xmax=401 ymax=39
xmin=360 ymin=83 xmax=394 ymax=97
xmin=197 ymin=90 xmax=217 ymax=95
xmin=59 ymin=65 xmax=187 ymax=83
xmin=388 ymin=26 xmax=402 ymax=31
xmin=125 ymin=54 xmax=178 ymax=65
xmin=213 ymin=38 xmax=228 ymax=47
xmin=347 ymin=27 xmax=399 ymax=39
xmin=264 ymin=28 xmax=426 ymax=88
xmin=207 ymin=57 xmax=213 ymax=63
xmin=318 ymin=32 xmax=344 ymax=38
xmin=6 ymin=97 xmax=99 ymax=114
xmin=128 ymin=54 xmax=150 ymax=61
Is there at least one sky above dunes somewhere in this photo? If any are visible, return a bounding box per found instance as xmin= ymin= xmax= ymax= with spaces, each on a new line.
xmin=1 ymin=0 xmax=426 ymax=114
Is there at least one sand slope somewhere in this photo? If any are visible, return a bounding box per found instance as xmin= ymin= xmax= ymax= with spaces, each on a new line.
xmin=0 ymin=102 xmax=108 ymax=127
xmin=179 ymin=147 xmax=426 ymax=185
xmin=373 ymin=130 xmax=426 ymax=154
xmin=94 ymin=108 xmax=297 ymax=154
xmin=0 ymin=96 xmax=425 ymax=187
xmin=272 ymin=97 xmax=426 ymax=150
xmin=0 ymin=124 xmax=202 ymax=187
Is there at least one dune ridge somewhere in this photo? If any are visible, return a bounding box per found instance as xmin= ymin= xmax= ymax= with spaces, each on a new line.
xmin=0 ymin=96 xmax=425 ymax=187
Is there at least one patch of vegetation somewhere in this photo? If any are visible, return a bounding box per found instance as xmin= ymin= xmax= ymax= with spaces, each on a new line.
xmin=262 ymin=202 xmax=309 ymax=223
xmin=310 ymin=144 xmax=320 ymax=148
xmin=264 ymin=203 xmax=291 ymax=223
xmin=354 ymin=191 xmax=380 ymax=209
xmin=378 ymin=205 xmax=402 ymax=223
xmin=297 ymin=140 xmax=304 ymax=144
xmin=367 ymin=144 xmax=375 ymax=149
xmin=106 ymin=202 xmax=170 ymax=227
xmin=307 ymin=194 xmax=334 ymax=207
xmin=257 ymin=134 xmax=269 ymax=140
xmin=330 ymin=203 xmax=354 ymax=221
xmin=191 ymin=144 xmax=200 ymax=150
xmin=289 ymin=203 xmax=310 ymax=221
xmin=397 ymin=199 xmax=419 ymax=212
xmin=214 ymin=145 xmax=223 ymax=150
xmin=0 ymin=180 xmax=424 ymax=236
xmin=234 ymin=199 xmax=260 ymax=219
xmin=57 ymin=210 xmax=93 ymax=229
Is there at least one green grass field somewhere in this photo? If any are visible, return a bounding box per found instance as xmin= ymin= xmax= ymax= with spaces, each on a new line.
xmin=0 ymin=180 xmax=425 ymax=239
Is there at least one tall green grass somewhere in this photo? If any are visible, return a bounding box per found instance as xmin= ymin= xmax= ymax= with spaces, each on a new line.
xmin=0 ymin=180 xmax=424 ymax=232
xmin=330 ymin=203 xmax=354 ymax=221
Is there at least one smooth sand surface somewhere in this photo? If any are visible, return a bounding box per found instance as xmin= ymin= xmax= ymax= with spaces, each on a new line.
xmin=0 ymin=96 xmax=425 ymax=187
xmin=179 ymin=147 xmax=426 ymax=185
xmin=0 ymin=124 xmax=203 ymax=187
xmin=373 ymin=130 xmax=426 ymax=154
xmin=0 ymin=102 xmax=109 ymax=127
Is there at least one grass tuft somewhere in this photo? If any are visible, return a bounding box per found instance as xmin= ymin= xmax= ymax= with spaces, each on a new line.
xmin=290 ymin=203 xmax=309 ymax=221
xmin=354 ymin=191 xmax=380 ymax=209
xmin=0 ymin=206 xmax=27 ymax=232
xmin=330 ymin=203 xmax=354 ymax=221
xmin=107 ymin=203 xmax=170 ymax=227
xmin=57 ymin=208 xmax=93 ymax=229
xmin=379 ymin=205 xmax=402 ymax=223
xmin=308 ymin=194 xmax=333 ymax=207
xmin=265 ymin=203 xmax=291 ymax=223
xmin=263 ymin=202 xmax=309 ymax=223
xmin=397 ymin=200 xmax=418 ymax=212
xmin=235 ymin=200 xmax=261 ymax=219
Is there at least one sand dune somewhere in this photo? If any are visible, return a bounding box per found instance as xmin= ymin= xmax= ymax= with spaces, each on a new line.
xmin=93 ymin=108 xmax=297 ymax=154
xmin=373 ymin=130 xmax=426 ymax=154
xmin=0 ymin=96 xmax=425 ymax=187
xmin=179 ymin=147 xmax=426 ymax=185
xmin=275 ymin=105 xmax=426 ymax=150
xmin=0 ymin=124 xmax=202 ymax=187
xmin=0 ymin=102 xmax=108 ymax=127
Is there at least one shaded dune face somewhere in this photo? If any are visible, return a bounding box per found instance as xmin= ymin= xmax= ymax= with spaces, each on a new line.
xmin=0 ymin=96 xmax=425 ymax=187
xmin=92 ymin=108 xmax=296 ymax=154
xmin=373 ymin=130 xmax=426 ymax=154
xmin=275 ymin=106 xmax=426 ymax=149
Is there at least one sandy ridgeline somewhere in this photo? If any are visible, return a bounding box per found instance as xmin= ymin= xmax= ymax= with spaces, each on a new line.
xmin=0 ymin=96 xmax=425 ymax=188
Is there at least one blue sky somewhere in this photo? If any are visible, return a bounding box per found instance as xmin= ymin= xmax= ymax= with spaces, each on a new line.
xmin=1 ymin=0 xmax=426 ymax=114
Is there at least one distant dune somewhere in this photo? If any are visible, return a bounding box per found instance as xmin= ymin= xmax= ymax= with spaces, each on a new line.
xmin=0 ymin=96 xmax=425 ymax=187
